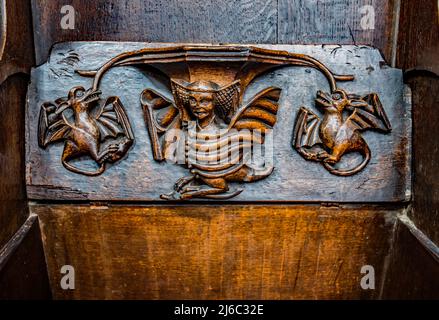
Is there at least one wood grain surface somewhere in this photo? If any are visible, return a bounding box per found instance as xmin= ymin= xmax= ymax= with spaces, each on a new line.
xmin=0 ymin=215 xmax=51 ymax=299
xmin=0 ymin=0 xmax=35 ymax=84
xmin=408 ymin=75 xmax=439 ymax=245
xmin=278 ymin=0 xmax=398 ymax=62
xmin=32 ymin=203 xmax=398 ymax=300
xmin=0 ymin=0 xmax=50 ymax=299
xmin=395 ymin=0 xmax=439 ymax=246
xmin=0 ymin=75 xmax=28 ymax=248
xmin=0 ymin=0 xmax=35 ymax=248
xmin=31 ymin=0 xmax=278 ymax=64
xmin=382 ymin=217 xmax=439 ymax=299
xmin=395 ymin=0 xmax=439 ymax=73
xmin=31 ymin=0 xmax=397 ymax=65
xmin=26 ymin=43 xmax=412 ymax=202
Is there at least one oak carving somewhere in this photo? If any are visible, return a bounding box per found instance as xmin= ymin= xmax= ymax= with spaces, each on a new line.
xmin=38 ymin=86 xmax=134 ymax=176
xmin=141 ymin=81 xmax=280 ymax=200
xmin=292 ymin=89 xmax=392 ymax=176
xmin=36 ymin=45 xmax=392 ymax=199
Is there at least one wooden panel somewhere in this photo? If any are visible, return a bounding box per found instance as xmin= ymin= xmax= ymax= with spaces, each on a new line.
xmin=382 ymin=217 xmax=439 ymax=299
xmin=20 ymin=0 xmax=435 ymax=300
xmin=0 ymin=75 xmax=29 ymax=247
xmin=26 ymin=43 xmax=411 ymax=202
xmin=0 ymin=0 xmax=48 ymax=300
xmin=32 ymin=203 xmax=398 ymax=299
xmin=395 ymin=0 xmax=439 ymax=72
xmin=0 ymin=0 xmax=34 ymax=249
xmin=278 ymin=0 xmax=398 ymax=63
xmin=32 ymin=0 xmax=401 ymax=66
xmin=31 ymin=0 xmax=278 ymax=64
xmin=407 ymin=75 xmax=439 ymax=245
xmin=395 ymin=0 xmax=439 ymax=245
xmin=0 ymin=0 xmax=35 ymax=84
xmin=0 ymin=215 xmax=52 ymax=299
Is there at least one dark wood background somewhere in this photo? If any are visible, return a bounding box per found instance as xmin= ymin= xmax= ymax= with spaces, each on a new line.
xmin=31 ymin=0 xmax=398 ymax=65
xmin=0 ymin=0 xmax=50 ymax=299
xmin=0 ymin=0 xmax=438 ymax=299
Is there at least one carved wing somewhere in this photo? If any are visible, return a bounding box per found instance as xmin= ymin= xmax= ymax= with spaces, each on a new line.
xmin=94 ymin=96 xmax=134 ymax=142
xmin=345 ymin=93 xmax=392 ymax=132
xmin=140 ymin=89 xmax=181 ymax=161
xmin=38 ymin=100 xmax=71 ymax=148
xmin=229 ymin=87 xmax=281 ymax=132
xmin=292 ymin=107 xmax=323 ymax=161
xmin=293 ymin=107 xmax=322 ymax=148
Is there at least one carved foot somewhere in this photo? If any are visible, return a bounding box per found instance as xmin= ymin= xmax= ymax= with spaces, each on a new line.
xmin=97 ymin=144 xmax=120 ymax=163
xmin=317 ymin=150 xmax=330 ymax=160
xmin=323 ymin=155 xmax=339 ymax=164
xmin=174 ymin=175 xmax=195 ymax=192
xmin=179 ymin=186 xmax=227 ymax=200
xmin=109 ymin=138 xmax=133 ymax=162
xmin=160 ymin=191 xmax=181 ymax=200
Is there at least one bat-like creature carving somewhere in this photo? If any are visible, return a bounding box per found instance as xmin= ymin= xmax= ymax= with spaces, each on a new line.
xmin=141 ymin=80 xmax=281 ymax=200
xmin=293 ymin=89 xmax=391 ymax=176
xmin=38 ymin=86 xmax=134 ymax=176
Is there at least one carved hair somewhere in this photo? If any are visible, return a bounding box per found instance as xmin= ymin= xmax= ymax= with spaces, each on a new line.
xmin=171 ymin=79 xmax=240 ymax=123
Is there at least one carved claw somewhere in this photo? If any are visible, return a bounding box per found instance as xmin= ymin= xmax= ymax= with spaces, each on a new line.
xmin=160 ymin=191 xmax=182 ymax=200
xmin=181 ymin=186 xmax=201 ymax=193
xmin=109 ymin=138 xmax=133 ymax=162
xmin=323 ymin=155 xmax=338 ymax=164
xmin=174 ymin=175 xmax=195 ymax=191
xmin=97 ymin=145 xmax=120 ymax=163
xmin=317 ymin=150 xmax=330 ymax=160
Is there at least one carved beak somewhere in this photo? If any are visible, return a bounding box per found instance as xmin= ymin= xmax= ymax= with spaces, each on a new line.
xmin=315 ymin=90 xmax=332 ymax=108
xmin=81 ymin=89 xmax=102 ymax=104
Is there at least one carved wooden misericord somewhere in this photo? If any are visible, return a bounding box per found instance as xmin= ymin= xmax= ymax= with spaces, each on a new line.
xmin=38 ymin=87 xmax=134 ymax=176
xmin=293 ymin=89 xmax=392 ymax=176
xmin=28 ymin=43 xmax=410 ymax=202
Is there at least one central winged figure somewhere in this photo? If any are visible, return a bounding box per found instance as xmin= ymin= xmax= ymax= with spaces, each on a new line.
xmin=141 ymin=79 xmax=281 ymax=200
xmin=73 ymin=46 xmax=357 ymax=200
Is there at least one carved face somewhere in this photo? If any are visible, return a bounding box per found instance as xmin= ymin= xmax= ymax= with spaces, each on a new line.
xmin=188 ymin=92 xmax=216 ymax=121
xmin=315 ymin=89 xmax=369 ymax=114
xmin=57 ymin=86 xmax=101 ymax=114
xmin=315 ymin=89 xmax=349 ymax=113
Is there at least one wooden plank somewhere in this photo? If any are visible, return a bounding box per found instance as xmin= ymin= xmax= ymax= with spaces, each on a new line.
xmin=0 ymin=215 xmax=52 ymax=299
xmin=277 ymin=0 xmax=398 ymax=63
xmin=406 ymin=75 xmax=439 ymax=245
xmin=31 ymin=203 xmax=398 ymax=299
xmin=0 ymin=76 xmax=28 ymax=247
xmin=395 ymin=0 xmax=439 ymax=72
xmin=395 ymin=0 xmax=439 ymax=245
xmin=26 ymin=42 xmax=411 ymax=202
xmin=381 ymin=217 xmax=439 ymax=299
xmin=32 ymin=0 xmax=402 ymax=65
xmin=0 ymin=0 xmax=35 ymax=84
xmin=31 ymin=0 xmax=278 ymax=65
xmin=0 ymin=0 xmax=34 ymax=249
